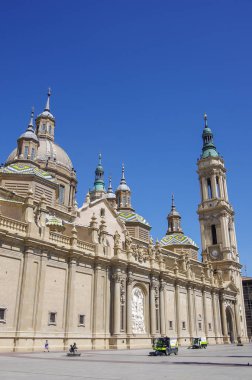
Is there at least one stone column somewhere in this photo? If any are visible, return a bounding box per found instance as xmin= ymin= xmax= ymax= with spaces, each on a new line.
xmin=220 ymin=296 xmax=228 ymax=342
xmin=201 ymin=178 xmax=207 ymax=201
xmin=126 ymin=274 xmax=133 ymax=335
xmin=234 ymin=300 xmax=241 ymax=341
xmin=187 ymin=285 xmax=193 ymax=339
xmin=160 ymin=281 xmax=165 ymax=336
xmin=34 ymin=251 xmax=47 ymax=333
xmin=211 ymin=291 xmax=218 ymax=342
xmin=65 ymin=257 xmax=76 ymax=339
xmin=202 ymin=289 xmax=208 ymax=338
xmin=150 ymin=280 xmax=157 ymax=335
xmin=211 ymin=175 xmax=217 ymax=198
xmin=113 ymin=272 xmax=122 ymax=335
xmin=223 ymin=176 xmax=229 ymax=201
xmin=175 ymin=283 xmax=181 ymax=341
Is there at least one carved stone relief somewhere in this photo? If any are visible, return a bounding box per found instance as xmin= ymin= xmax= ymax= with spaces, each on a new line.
xmin=132 ymin=287 xmax=145 ymax=334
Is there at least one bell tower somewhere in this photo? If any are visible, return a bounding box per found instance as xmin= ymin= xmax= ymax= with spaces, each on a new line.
xmin=197 ymin=114 xmax=239 ymax=266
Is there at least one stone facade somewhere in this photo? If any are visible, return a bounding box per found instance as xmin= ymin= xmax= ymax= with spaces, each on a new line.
xmin=0 ymin=95 xmax=247 ymax=352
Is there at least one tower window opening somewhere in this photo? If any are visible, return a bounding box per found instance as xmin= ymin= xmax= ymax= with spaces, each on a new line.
xmin=42 ymin=123 xmax=46 ymax=132
xmin=207 ymin=178 xmax=212 ymax=199
xmin=216 ymin=177 xmax=221 ymax=198
xmin=31 ymin=148 xmax=35 ymax=160
xmin=48 ymin=125 xmax=52 ymax=134
xmin=211 ymin=224 xmax=217 ymax=245
xmin=100 ymin=208 xmax=105 ymax=217
xmin=59 ymin=185 xmax=65 ymax=205
xmin=24 ymin=146 xmax=29 ymax=159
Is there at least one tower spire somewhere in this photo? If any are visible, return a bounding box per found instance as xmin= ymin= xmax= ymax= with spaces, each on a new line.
xmin=201 ymin=113 xmax=219 ymax=159
xmin=108 ymin=176 xmax=113 ymax=193
xmin=27 ymin=107 xmax=35 ymax=131
xmin=45 ymin=88 xmax=51 ymax=111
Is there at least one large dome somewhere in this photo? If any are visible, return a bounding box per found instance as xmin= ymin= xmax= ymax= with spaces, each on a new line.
xmin=6 ymin=138 xmax=73 ymax=171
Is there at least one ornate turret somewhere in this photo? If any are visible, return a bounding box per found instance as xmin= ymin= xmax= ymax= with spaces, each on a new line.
xmin=116 ymin=164 xmax=133 ymax=211
xmin=17 ymin=108 xmax=39 ymax=161
xmin=89 ymin=154 xmax=106 ymax=201
xmin=160 ymin=195 xmax=198 ymax=258
xmin=35 ymin=88 xmax=56 ymax=141
xmin=201 ymin=113 xmax=219 ymax=159
xmin=166 ymin=194 xmax=183 ymax=234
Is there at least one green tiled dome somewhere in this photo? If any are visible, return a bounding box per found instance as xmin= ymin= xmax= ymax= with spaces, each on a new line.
xmin=160 ymin=233 xmax=198 ymax=248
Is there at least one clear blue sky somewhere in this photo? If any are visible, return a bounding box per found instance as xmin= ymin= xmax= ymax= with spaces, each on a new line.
xmin=0 ymin=0 xmax=251 ymax=274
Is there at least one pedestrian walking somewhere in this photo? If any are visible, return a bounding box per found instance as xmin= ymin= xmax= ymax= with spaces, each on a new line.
xmin=44 ymin=339 xmax=49 ymax=352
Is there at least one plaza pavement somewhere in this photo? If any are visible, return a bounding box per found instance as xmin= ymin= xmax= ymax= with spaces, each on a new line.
xmin=0 ymin=344 xmax=251 ymax=380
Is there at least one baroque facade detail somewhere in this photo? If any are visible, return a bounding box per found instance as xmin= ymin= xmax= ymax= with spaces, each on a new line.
xmin=0 ymin=96 xmax=248 ymax=352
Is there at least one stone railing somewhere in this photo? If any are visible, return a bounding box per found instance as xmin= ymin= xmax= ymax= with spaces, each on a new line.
xmin=0 ymin=214 xmax=27 ymax=234
xmin=49 ymin=232 xmax=71 ymax=246
xmin=77 ymin=239 xmax=95 ymax=253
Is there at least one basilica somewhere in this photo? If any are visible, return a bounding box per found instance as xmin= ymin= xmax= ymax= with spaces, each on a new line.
xmin=0 ymin=91 xmax=247 ymax=352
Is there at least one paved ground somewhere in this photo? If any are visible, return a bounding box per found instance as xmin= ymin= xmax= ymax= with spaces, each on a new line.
xmin=0 ymin=344 xmax=251 ymax=380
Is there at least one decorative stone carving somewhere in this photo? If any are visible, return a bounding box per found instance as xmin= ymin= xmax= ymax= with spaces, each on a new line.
xmin=120 ymin=280 xmax=126 ymax=305
xmin=132 ymin=287 xmax=145 ymax=334
xmin=113 ymin=272 xmax=122 ymax=283
xmin=132 ymin=245 xmax=147 ymax=263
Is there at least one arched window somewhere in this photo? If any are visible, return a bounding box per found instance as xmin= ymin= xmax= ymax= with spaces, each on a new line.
xmin=211 ymin=224 xmax=217 ymax=245
xmin=207 ymin=178 xmax=212 ymax=199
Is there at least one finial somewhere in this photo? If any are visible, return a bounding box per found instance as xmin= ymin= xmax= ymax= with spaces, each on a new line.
xmin=122 ymin=163 xmax=125 ymax=180
xmin=171 ymin=193 xmax=175 ymax=209
xmin=28 ymin=107 xmax=35 ymax=129
xmin=108 ymin=176 xmax=113 ymax=191
xmin=45 ymin=87 xmax=51 ymax=111
xmin=98 ymin=153 xmax=102 ymax=165
xmin=204 ymin=113 xmax=208 ymax=128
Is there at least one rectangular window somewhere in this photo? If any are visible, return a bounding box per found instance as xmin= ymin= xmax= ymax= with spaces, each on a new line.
xmin=207 ymin=178 xmax=212 ymax=199
xmin=24 ymin=146 xmax=29 ymax=159
xmin=79 ymin=314 xmax=85 ymax=326
xmin=59 ymin=185 xmax=65 ymax=205
xmin=208 ymin=323 xmax=212 ymax=330
xmin=48 ymin=312 xmax=57 ymax=325
xmin=0 ymin=308 xmax=6 ymax=322
xmin=199 ymin=322 xmax=202 ymax=330
xmin=169 ymin=320 xmax=173 ymax=329
xmin=182 ymin=321 xmax=186 ymax=329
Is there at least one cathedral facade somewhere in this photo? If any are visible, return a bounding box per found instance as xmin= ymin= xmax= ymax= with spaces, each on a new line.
xmin=0 ymin=92 xmax=247 ymax=352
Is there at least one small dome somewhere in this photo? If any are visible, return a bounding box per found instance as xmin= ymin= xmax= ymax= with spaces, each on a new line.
xmin=118 ymin=211 xmax=150 ymax=226
xmin=6 ymin=138 xmax=73 ymax=171
xmin=37 ymin=110 xmax=55 ymax=120
xmin=116 ymin=183 xmax=131 ymax=192
xmin=106 ymin=192 xmax=116 ymax=199
xmin=18 ymin=129 xmax=39 ymax=143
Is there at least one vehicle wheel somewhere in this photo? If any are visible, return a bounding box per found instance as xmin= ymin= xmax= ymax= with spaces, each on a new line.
xmin=174 ymin=351 xmax=178 ymax=355
xmin=165 ymin=349 xmax=168 ymax=356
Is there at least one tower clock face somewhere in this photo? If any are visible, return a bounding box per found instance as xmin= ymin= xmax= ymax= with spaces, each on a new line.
xmin=211 ymin=250 xmax=219 ymax=259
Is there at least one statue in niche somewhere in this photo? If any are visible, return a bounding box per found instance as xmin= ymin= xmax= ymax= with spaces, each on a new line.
xmin=114 ymin=230 xmax=121 ymax=248
xmin=132 ymin=287 xmax=145 ymax=334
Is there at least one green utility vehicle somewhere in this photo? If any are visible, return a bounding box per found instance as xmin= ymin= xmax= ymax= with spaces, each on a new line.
xmin=191 ymin=337 xmax=208 ymax=349
xmin=149 ymin=337 xmax=178 ymax=356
